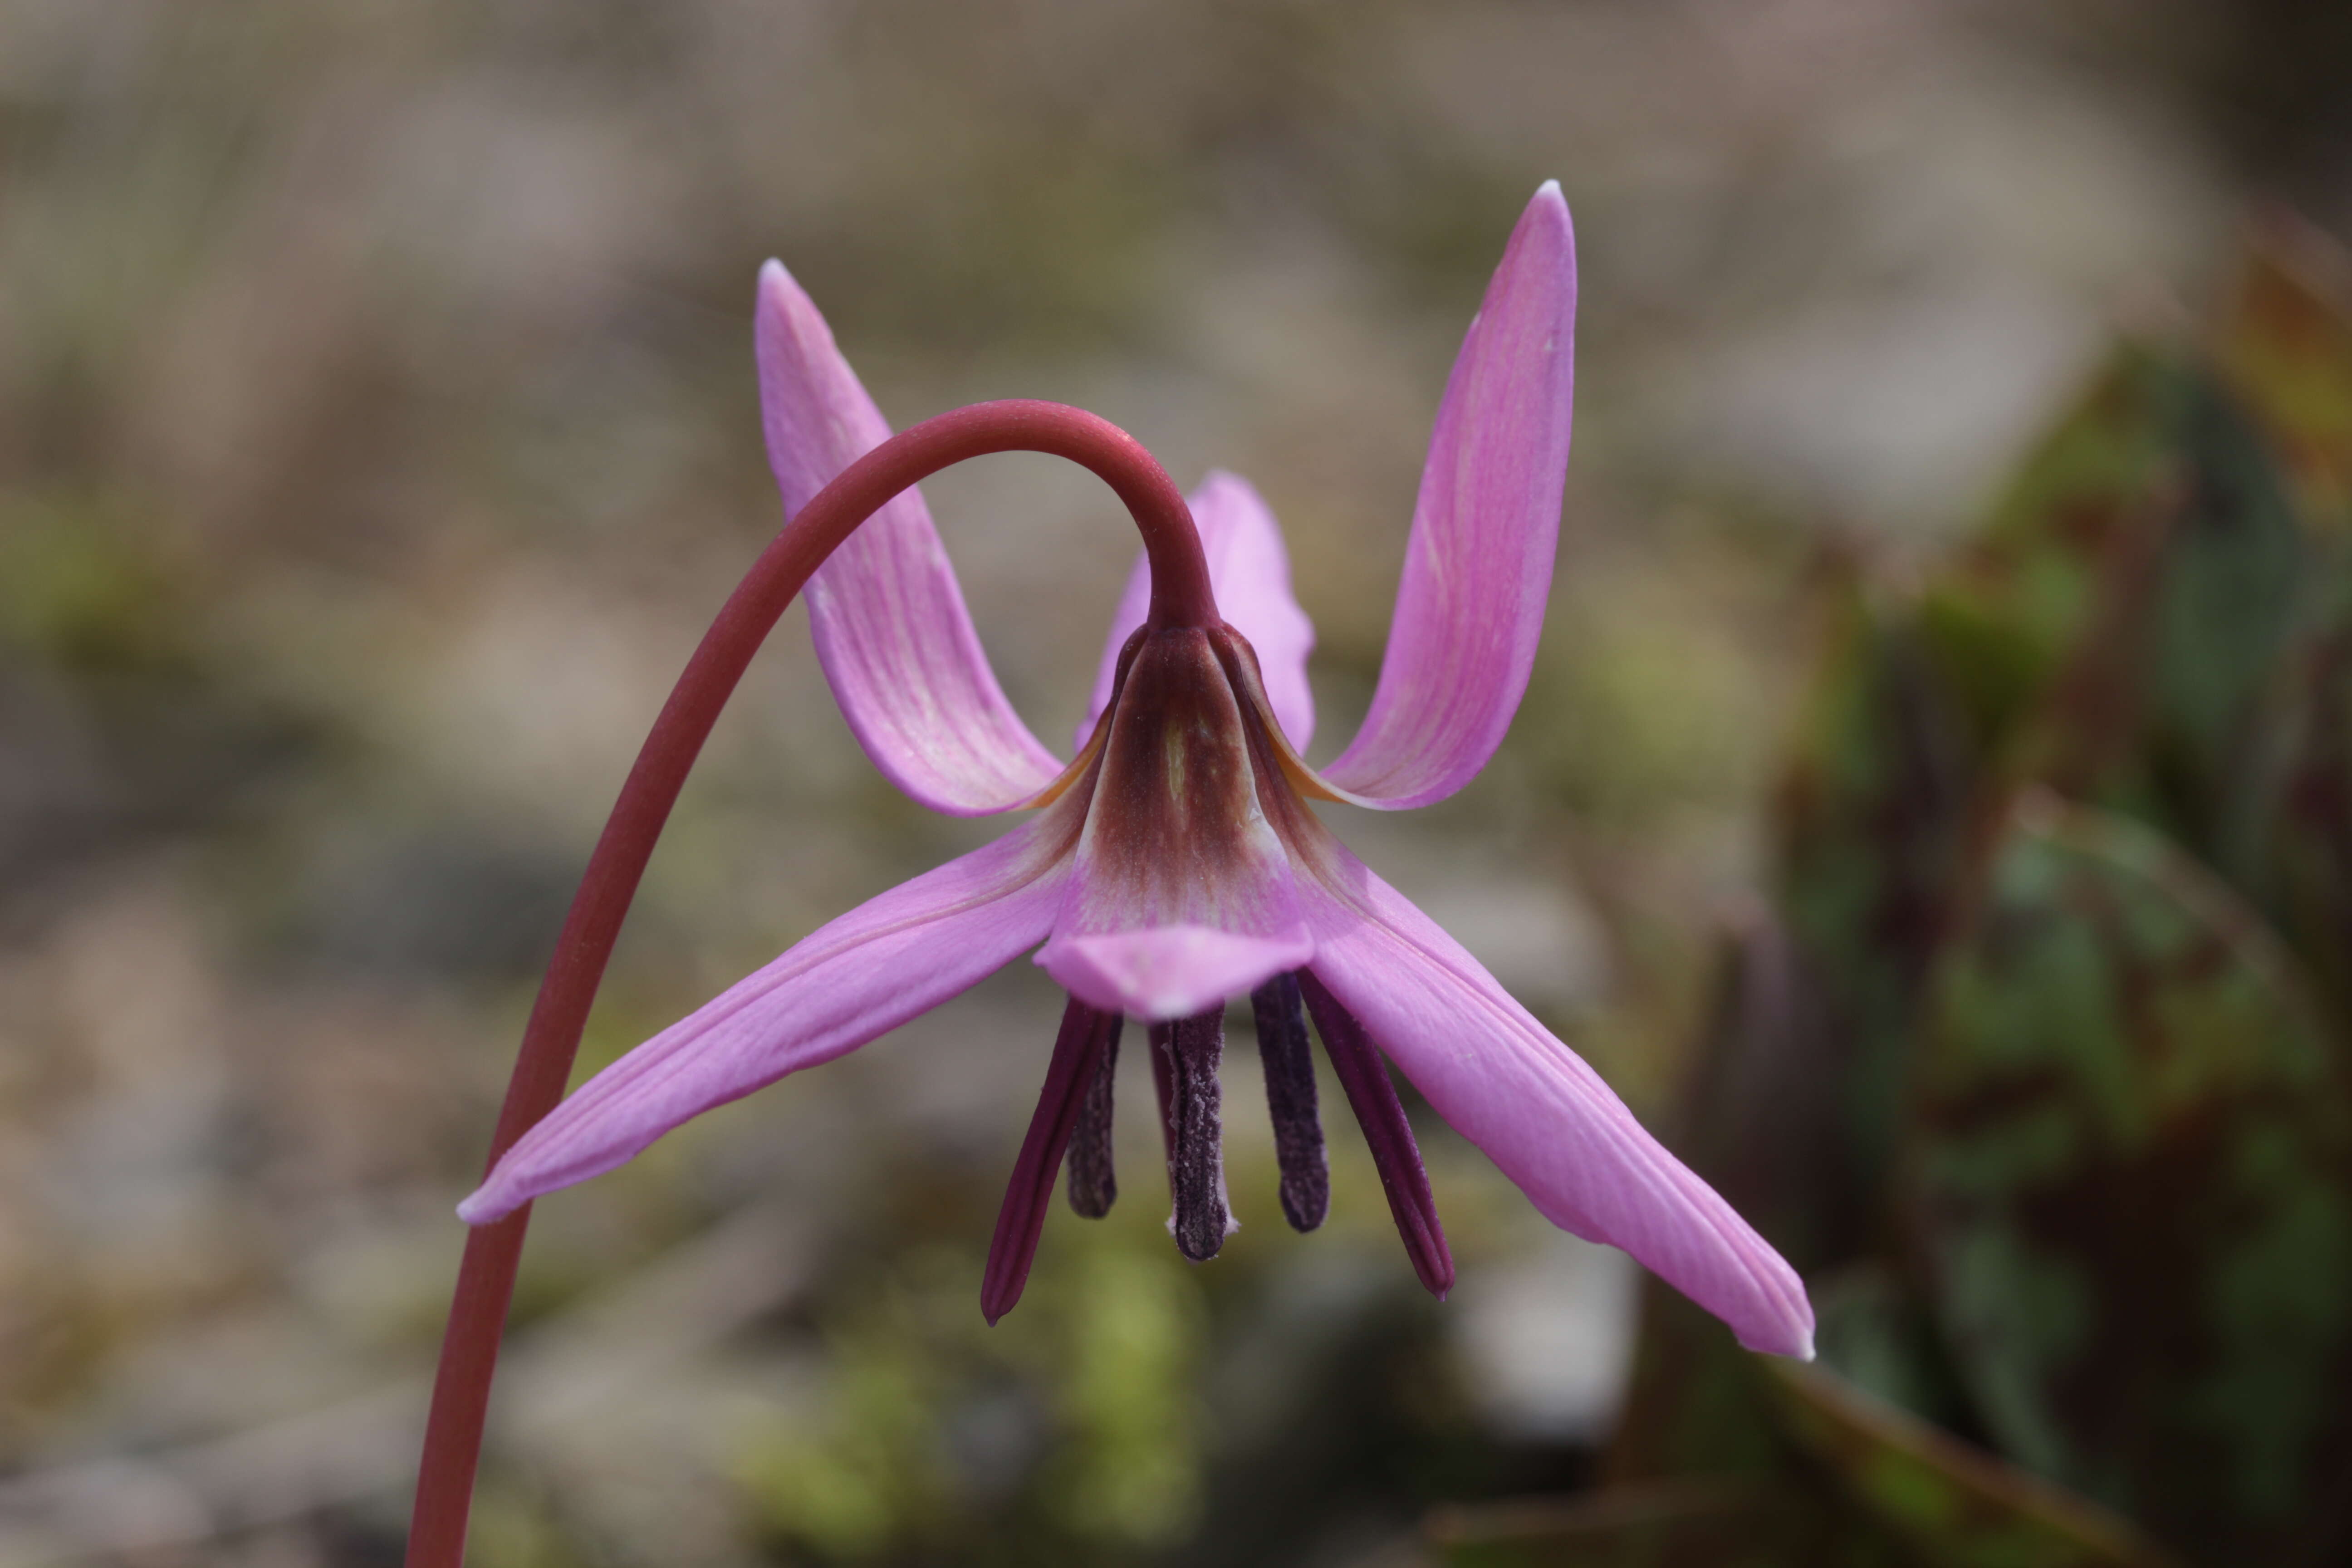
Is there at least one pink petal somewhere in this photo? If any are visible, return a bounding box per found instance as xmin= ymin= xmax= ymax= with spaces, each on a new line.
xmin=1321 ymin=183 xmax=1576 ymax=809
xmin=1040 ymin=627 xmax=1314 ymax=1020
xmin=459 ymin=813 xmax=1078 ymax=1224
xmin=1044 ymin=924 xmax=1309 ymax=1024
xmin=1293 ymin=838 xmax=1814 ymax=1358
xmin=758 ymin=262 xmax=1063 ymax=815
xmin=1078 ymin=472 xmax=1316 ymax=752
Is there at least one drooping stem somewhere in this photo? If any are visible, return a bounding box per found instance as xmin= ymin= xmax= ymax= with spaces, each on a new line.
xmin=406 ymin=401 xmax=1209 ymax=1568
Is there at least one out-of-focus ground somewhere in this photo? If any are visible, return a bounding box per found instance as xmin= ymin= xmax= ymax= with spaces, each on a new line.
xmin=0 ymin=1 xmax=2344 ymax=1563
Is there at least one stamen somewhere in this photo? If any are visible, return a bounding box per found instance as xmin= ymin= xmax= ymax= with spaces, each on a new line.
xmin=1252 ymin=973 xmax=1329 ymax=1231
xmin=1066 ymin=1011 xmax=1124 ymax=1218
xmin=980 ymin=997 xmax=1120 ymax=1324
xmin=1156 ymin=1008 xmax=1233 ymax=1262
xmin=1297 ymin=973 xmax=1453 ymax=1297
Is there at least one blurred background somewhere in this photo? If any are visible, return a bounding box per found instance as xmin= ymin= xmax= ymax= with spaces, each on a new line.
xmin=2 ymin=1 xmax=2349 ymax=1564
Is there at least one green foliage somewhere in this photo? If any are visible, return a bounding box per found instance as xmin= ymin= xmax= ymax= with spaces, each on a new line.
xmin=1917 ymin=799 xmax=2352 ymax=1559
xmin=1438 ymin=223 xmax=2352 ymax=1567
xmin=0 ymin=493 xmax=182 ymax=674
xmin=735 ymin=1212 xmax=1209 ymax=1564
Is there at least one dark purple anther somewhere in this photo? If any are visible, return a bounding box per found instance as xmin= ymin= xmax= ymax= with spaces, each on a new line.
xmin=1066 ymin=1012 xmax=1123 ymax=1218
xmin=1298 ymin=972 xmax=1453 ymax=1297
xmin=1154 ymin=1008 xmax=1231 ymax=1262
xmin=1251 ymin=973 xmax=1329 ymax=1232
xmin=980 ymin=998 xmax=1120 ymax=1323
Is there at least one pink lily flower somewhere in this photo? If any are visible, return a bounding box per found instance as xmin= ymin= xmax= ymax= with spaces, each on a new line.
xmin=456 ymin=184 xmax=1812 ymax=1361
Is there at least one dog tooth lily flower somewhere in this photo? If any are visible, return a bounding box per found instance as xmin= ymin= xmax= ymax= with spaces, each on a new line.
xmin=452 ymin=182 xmax=1810 ymax=1367
xmin=412 ymin=183 xmax=1812 ymax=1564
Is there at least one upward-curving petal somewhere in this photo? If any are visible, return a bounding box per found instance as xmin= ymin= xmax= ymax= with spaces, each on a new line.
xmin=1079 ymin=472 xmax=1316 ymax=753
xmin=758 ymin=262 xmax=1064 ymax=815
xmin=1321 ymin=183 xmax=1576 ymax=809
xmin=1289 ymin=833 xmax=1814 ymax=1358
xmin=459 ymin=809 xmax=1079 ymax=1225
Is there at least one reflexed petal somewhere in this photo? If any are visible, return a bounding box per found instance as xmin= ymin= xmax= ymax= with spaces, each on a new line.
xmin=1079 ymin=472 xmax=1316 ymax=752
xmin=460 ymin=812 xmax=1078 ymax=1224
xmin=758 ymin=261 xmax=1063 ymax=815
xmin=1321 ymin=183 xmax=1576 ymax=809
xmin=1291 ymin=836 xmax=1814 ymax=1358
xmin=1040 ymin=627 xmax=1314 ymax=1020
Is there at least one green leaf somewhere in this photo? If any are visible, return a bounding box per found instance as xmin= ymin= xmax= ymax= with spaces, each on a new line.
xmin=1917 ymin=342 xmax=2189 ymax=760
xmin=2216 ymin=218 xmax=2352 ymax=540
xmin=2132 ymin=368 xmax=2312 ymax=853
xmin=1605 ymin=1274 xmax=1790 ymax=1481
xmin=1428 ymin=1475 xmax=1905 ymax=1568
xmin=1774 ymin=580 xmax=1975 ymax=1230
xmin=2225 ymin=574 xmax=2352 ymax=1029
xmin=1765 ymin=1359 xmax=2177 ymax=1568
xmin=1808 ymin=1262 xmax=1973 ymax=1434
xmin=1918 ymin=343 xmax=2309 ymax=862
xmin=1911 ymin=795 xmax=2352 ymax=1564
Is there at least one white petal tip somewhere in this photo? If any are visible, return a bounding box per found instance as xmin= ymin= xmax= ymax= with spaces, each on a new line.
xmin=1741 ymin=1321 xmax=1816 ymax=1361
xmin=1526 ymin=182 xmax=1572 ymax=234
xmin=454 ymin=1188 xmax=511 ymax=1227
xmin=755 ymin=260 xmax=815 ymax=324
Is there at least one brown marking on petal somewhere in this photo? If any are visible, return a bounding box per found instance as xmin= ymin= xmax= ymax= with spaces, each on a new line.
xmin=1021 ymin=628 xmax=1147 ymax=809
xmin=1209 ymin=625 xmax=1356 ymax=893
xmin=1064 ymin=627 xmax=1295 ymax=934
xmin=1015 ymin=724 xmax=1110 ymax=870
xmin=1205 ymin=623 xmax=1353 ymax=804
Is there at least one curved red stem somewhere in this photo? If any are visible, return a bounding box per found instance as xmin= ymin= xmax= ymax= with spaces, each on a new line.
xmin=404 ymin=400 xmax=1207 ymax=1566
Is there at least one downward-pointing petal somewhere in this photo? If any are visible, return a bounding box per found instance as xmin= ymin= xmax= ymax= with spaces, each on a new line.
xmin=460 ymin=811 xmax=1078 ymax=1224
xmin=1322 ymin=183 xmax=1576 ymax=808
xmin=758 ymin=262 xmax=1064 ymax=814
xmin=1080 ymin=472 xmax=1316 ymax=752
xmin=1041 ymin=627 xmax=1313 ymax=1021
xmin=1292 ymin=837 xmax=1813 ymax=1358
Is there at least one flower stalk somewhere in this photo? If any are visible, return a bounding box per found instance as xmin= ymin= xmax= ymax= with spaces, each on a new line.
xmin=406 ymin=400 xmax=1207 ymax=1568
